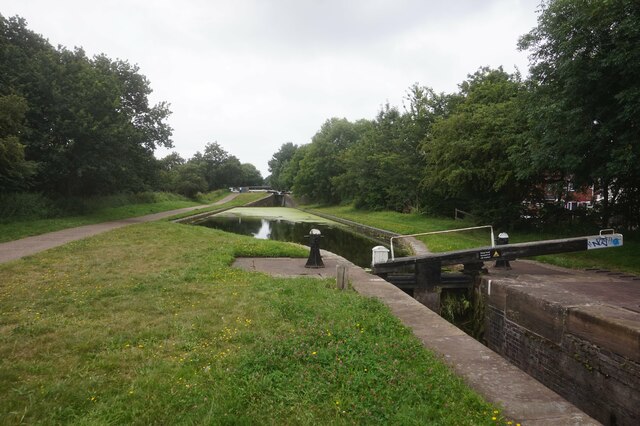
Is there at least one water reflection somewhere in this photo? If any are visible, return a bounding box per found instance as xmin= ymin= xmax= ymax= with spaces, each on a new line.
xmin=196 ymin=215 xmax=383 ymax=268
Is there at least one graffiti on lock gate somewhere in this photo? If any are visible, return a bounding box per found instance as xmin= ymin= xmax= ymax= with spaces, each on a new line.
xmin=587 ymin=235 xmax=623 ymax=250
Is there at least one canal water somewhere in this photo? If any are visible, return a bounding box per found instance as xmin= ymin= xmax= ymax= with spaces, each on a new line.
xmin=192 ymin=207 xmax=386 ymax=268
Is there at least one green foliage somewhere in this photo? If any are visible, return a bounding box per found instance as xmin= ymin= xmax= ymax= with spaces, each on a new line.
xmin=168 ymin=162 xmax=209 ymax=199
xmin=336 ymin=105 xmax=422 ymax=211
xmin=271 ymin=1 xmax=639 ymax=229
xmin=0 ymin=94 xmax=36 ymax=191
xmin=170 ymin=142 xmax=263 ymax=194
xmin=268 ymin=142 xmax=298 ymax=190
xmin=0 ymin=192 xmax=60 ymax=220
xmin=280 ymin=144 xmax=308 ymax=191
xmin=293 ymin=118 xmax=362 ymax=203
xmin=0 ymin=14 xmax=173 ymax=196
xmin=518 ymin=0 xmax=640 ymax=226
xmin=423 ymin=67 xmax=531 ymax=226
xmin=239 ymin=163 xmax=263 ymax=186
xmin=0 ymin=191 xmax=200 ymax=242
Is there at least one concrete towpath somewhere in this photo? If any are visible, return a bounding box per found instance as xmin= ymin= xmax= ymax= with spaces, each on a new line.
xmin=0 ymin=193 xmax=239 ymax=264
xmin=234 ymin=251 xmax=600 ymax=425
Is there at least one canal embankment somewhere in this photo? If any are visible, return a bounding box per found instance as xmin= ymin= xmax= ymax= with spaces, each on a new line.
xmin=234 ymin=250 xmax=598 ymax=425
xmin=482 ymin=261 xmax=640 ymax=426
xmin=183 ymin=200 xmax=638 ymax=423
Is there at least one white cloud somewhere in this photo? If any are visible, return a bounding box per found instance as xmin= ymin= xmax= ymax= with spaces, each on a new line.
xmin=2 ymin=0 xmax=540 ymax=176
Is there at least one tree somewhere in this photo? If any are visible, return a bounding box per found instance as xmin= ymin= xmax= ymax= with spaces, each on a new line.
xmin=158 ymin=152 xmax=185 ymax=171
xmin=335 ymin=105 xmax=426 ymax=211
xmin=172 ymin=162 xmax=207 ymax=199
xmin=0 ymin=14 xmax=173 ymax=196
xmin=518 ymin=0 xmax=640 ymax=226
xmin=0 ymin=94 xmax=36 ymax=191
xmin=217 ymin=155 xmax=243 ymax=188
xmin=156 ymin=152 xmax=185 ymax=191
xmin=279 ymin=144 xmax=308 ymax=192
xmin=293 ymin=118 xmax=360 ymax=203
xmin=267 ymin=142 xmax=298 ymax=190
xmin=196 ymin=141 xmax=230 ymax=190
xmin=422 ymin=67 xmax=530 ymax=225
xmin=239 ymin=163 xmax=263 ymax=186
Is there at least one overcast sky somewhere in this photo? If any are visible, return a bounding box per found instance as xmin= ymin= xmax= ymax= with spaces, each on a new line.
xmin=3 ymin=0 xmax=542 ymax=176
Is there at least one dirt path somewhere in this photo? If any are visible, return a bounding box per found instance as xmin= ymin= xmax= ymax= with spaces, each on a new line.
xmin=0 ymin=193 xmax=239 ymax=264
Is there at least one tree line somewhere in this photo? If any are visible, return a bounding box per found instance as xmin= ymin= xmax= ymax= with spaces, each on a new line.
xmin=268 ymin=0 xmax=640 ymax=230
xmin=0 ymin=14 xmax=262 ymax=201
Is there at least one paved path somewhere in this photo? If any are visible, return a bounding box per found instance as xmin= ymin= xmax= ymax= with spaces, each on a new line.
xmin=0 ymin=193 xmax=239 ymax=264
xmin=234 ymin=252 xmax=600 ymax=425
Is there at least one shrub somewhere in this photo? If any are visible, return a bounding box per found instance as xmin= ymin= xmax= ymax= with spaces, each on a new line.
xmin=0 ymin=192 xmax=60 ymax=221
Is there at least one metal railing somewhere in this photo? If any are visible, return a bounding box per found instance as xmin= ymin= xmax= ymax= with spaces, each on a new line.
xmin=390 ymin=225 xmax=495 ymax=260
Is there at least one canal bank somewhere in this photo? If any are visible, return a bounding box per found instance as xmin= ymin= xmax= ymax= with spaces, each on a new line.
xmin=178 ymin=200 xmax=635 ymax=423
xmin=233 ymin=251 xmax=598 ymax=425
xmin=482 ymin=261 xmax=640 ymax=426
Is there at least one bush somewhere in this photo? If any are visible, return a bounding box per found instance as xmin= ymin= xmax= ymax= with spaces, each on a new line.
xmin=52 ymin=192 xmax=189 ymax=215
xmin=0 ymin=192 xmax=60 ymax=221
xmin=0 ymin=191 xmax=191 ymax=222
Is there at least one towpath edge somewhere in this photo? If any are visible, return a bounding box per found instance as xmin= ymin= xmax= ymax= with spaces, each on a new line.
xmin=0 ymin=193 xmax=240 ymax=264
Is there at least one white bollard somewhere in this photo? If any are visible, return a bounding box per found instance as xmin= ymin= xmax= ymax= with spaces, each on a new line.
xmin=371 ymin=246 xmax=390 ymax=266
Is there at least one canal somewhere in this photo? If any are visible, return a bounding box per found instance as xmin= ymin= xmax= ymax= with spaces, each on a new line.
xmin=192 ymin=207 xmax=387 ymax=268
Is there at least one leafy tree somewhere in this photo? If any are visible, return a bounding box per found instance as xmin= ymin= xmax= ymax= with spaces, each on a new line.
xmin=158 ymin=152 xmax=185 ymax=171
xmin=0 ymin=94 xmax=36 ymax=191
xmin=267 ymin=142 xmax=298 ymax=190
xmin=402 ymin=83 xmax=452 ymax=144
xmin=239 ymin=163 xmax=263 ymax=186
xmin=0 ymin=14 xmax=173 ymax=196
xmin=335 ymin=105 xmax=426 ymax=211
xmin=217 ymin=155 xmax=244 ymax=188
xmin=194 ymin=141 xmax=230 ymax=190
xmin=156 ymin=152 xmax=185 ymax=191
xmin=279 ymin=144 xmax=309 ymax=192
xmin=172 ymin=162 xmax=207 ymax=199
xmin=422 ymin=67 xmax=530 ymax=225
xmin=518 ymin=0 xmax=640 ymax=226
xmin=293 ymin=118 xmax=360 ymax=203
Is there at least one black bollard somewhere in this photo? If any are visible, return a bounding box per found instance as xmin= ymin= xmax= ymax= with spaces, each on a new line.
xmin=305 ymin=229 xmax=324 ymax=268
xmin=494 ymin=232 xmax=511 ymax=269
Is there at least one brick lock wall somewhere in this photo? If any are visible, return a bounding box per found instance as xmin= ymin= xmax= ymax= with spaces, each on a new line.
xmin=484 ymin=283 xmax=640 ymax=426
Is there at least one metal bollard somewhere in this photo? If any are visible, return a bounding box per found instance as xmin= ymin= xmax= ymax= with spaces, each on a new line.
xmin=494 ymin=232 xmax=511 ymax=268
xmin=305 ymin=229 xmax=324 ymax=268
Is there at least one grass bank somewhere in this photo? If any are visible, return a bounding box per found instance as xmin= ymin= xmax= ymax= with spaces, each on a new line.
xmin=165 ymin=192 xmax=268 ymax=221
xmin=0 ymin=221 xmax=504 ymax=424
xmin=308 ymin=205 xmax=640 ymax=275
xmin=0 ymin=191 xmax=266 ymax=243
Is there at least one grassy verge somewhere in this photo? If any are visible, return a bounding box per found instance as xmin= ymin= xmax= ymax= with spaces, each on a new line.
xmin=165 ymin=192 xmax=269 ymax=221
xmin=308 ymin=205 xmax=640 ymax=275
xmin=0 ymin=221 xmax=504 ymax=424
xmin=0 ymin=191 xmax=235 ymax=243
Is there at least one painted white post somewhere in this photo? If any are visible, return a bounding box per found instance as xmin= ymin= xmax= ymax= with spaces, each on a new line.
xmin=371 ymin=246 xmax=390 ymax=266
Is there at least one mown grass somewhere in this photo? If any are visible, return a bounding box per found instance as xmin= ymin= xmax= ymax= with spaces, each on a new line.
xmin=0 ymin=221 xmax=505 ymax=424
xmin=309 ymin=205 xmax=640 ymax=275
xmin=0 ymin=191 xmax=237 ymax=243
xmin=166 ymin=192 xmax=269 ymax=221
